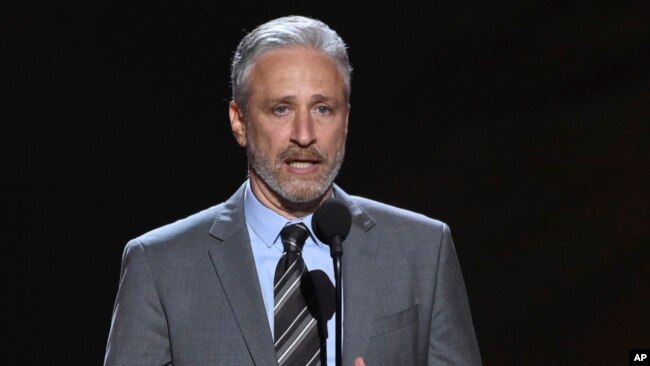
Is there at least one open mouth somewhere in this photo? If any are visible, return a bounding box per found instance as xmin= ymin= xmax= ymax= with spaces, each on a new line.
xmin=281 ymin=148 xmax=325 ymax=172
xmin=287 ymin=160 xmax=318 ymax=168
xmin=284 ymin=155 xmax=322 ymax=171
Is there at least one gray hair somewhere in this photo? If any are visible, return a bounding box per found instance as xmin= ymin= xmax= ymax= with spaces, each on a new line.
xmin=230 ymin=16 xmax=352 ymax=112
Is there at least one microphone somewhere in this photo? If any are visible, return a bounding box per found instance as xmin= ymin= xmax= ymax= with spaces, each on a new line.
xmin=311 ymin=197 xmax=351 ymax=366
xmin=312 ymin=197 xmax=352 ymax=258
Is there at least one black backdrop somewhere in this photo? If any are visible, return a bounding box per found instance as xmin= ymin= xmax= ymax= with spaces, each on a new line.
xmin=6 ymin=0 xmax=649 ymax=364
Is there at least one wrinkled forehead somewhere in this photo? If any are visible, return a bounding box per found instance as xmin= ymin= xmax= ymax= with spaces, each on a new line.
xmin=246 ymin=47 xmax=347 ymax=100
xmin=244 ymin=46 xmax=349 ymax=102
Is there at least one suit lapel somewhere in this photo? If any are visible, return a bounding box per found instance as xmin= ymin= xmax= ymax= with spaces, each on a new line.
xmin=206 ymin=183 xmax=379 ymax=365
xmin=334 ymin=186 xmax=379 ymax=365
xmin=208 ymin=185 xmax=277 ymax=366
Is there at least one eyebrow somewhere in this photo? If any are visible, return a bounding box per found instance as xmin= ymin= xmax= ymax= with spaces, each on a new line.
xmin=311 ymin=94 xmax=337 ymax=104
xmin=266 ymin=94 xmax=340 ymax=105
xmin=267 ymin=95 xmax=297 ymax=104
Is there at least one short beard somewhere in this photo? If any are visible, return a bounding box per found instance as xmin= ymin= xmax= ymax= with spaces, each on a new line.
xmin=247 ymin=141 xmax=345 ymax=205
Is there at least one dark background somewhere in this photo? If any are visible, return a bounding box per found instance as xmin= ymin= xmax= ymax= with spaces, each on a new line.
xmin=5 ymin=0 xmax=649 ymax=364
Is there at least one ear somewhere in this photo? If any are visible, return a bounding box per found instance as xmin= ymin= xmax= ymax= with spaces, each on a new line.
xmin=229 ymin=101 xmax=247 ymax=147
xmin=343 ymin=104 xmax=351 ymax=137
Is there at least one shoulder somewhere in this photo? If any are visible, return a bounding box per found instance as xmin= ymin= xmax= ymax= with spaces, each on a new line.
xmin=140 ymin=204 xmax=223 ymax=241
xmin=128 ymin=182 xmax=247 ymax=252
xmin=124 ymin=202 xmax=227 ymax=256
xmin=344 ymin=194 xmax=451 ymax=253
xmin=342 ymin=193 xmax=456 ymax=271
xmin=349 ymin=194 xmax=448 ymax=232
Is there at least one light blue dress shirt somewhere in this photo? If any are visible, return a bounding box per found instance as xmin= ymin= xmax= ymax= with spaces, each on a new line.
xmin=244 ymin=182 xmax=337 ymax=365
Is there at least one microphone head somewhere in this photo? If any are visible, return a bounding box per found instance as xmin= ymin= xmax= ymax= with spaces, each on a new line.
xmin=312 ymin=197 xmax=352 ymax=245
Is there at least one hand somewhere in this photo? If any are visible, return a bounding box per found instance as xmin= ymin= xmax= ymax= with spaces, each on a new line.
xmin=354 ymin=357 xmax=366 ymax=366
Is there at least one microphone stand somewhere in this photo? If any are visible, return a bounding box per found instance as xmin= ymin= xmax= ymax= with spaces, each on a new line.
xmin=312 ymin=197 xmax=351 ymax=366
xmin=331 ymin=235 xmax=343 ymax=366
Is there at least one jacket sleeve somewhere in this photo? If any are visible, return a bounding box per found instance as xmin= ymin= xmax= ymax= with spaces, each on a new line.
xmin=104 ymin=240 xmax=172 ymax=366
xmin=428 ymin=224 xmax=482 ymax=365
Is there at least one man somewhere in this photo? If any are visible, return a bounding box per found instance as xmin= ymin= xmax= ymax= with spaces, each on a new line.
xmin=105 ymin=16 xmax=481 ymax=366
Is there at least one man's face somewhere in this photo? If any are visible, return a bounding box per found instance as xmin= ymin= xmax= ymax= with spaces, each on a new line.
xmin=230 ymin=47 xmax=349 ymax=205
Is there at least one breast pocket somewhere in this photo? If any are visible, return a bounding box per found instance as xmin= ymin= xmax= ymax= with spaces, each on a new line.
xmin=366 ymin=305 xmax=420 ymax=365
xmin=370 ymin=304 xmax=419 ymax=338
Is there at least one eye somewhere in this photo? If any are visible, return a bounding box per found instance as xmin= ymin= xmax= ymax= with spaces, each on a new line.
xmin=314 ymin=105 xmax=332 ymax=115
xmin=272 ymin=105 xmax=290 ymax=115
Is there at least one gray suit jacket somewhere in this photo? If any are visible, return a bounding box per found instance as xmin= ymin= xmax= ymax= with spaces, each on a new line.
xmin=105 ymin=183 xmax=481 ymax=365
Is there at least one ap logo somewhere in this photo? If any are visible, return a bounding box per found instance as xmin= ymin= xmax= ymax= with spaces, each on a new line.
xmin=631 ymin=350 xmax=650 ymax=365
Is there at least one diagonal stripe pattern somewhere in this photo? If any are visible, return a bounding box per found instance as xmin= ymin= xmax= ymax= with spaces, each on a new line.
xmin=274 ymin=223 xmax=325 ymax=366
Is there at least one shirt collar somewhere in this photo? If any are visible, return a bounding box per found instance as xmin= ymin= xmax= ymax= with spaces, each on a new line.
xmin=244 ymin=180 xmax=324 ymax=248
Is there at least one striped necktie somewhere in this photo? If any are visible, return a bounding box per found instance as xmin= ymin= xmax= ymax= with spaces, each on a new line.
xmin=273 ymin=223 xmax=326 ymax=366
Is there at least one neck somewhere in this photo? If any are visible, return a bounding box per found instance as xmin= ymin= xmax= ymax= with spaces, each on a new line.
xmin=248 ymin=174 xmax=332 ymax=219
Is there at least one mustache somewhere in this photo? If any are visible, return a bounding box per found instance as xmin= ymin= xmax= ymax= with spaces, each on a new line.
xmin=278 ymin=145 xmax=327 ymax=161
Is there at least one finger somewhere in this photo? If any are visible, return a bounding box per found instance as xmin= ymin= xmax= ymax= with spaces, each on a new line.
xmin=353 ymin=356 xmax=366 ymax=366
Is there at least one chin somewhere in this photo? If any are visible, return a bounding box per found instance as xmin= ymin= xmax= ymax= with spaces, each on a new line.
xmin=280 ymin=187 xmax=327 ymax=204
xmin=276 ymin=179 xmax=330 ymax=204
xmin=250 ymin=163 xmax=334 ymax=205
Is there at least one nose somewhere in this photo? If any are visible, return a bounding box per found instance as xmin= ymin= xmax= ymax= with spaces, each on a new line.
xmin=289 ymin=109 xmax=316 ymax=147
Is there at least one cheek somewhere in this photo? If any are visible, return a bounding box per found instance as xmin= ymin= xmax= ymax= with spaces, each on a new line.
xmin=330 ymin=125 xmax=348 ymax=147
xmin=251 ymin=128 xmax=286 ymax=155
